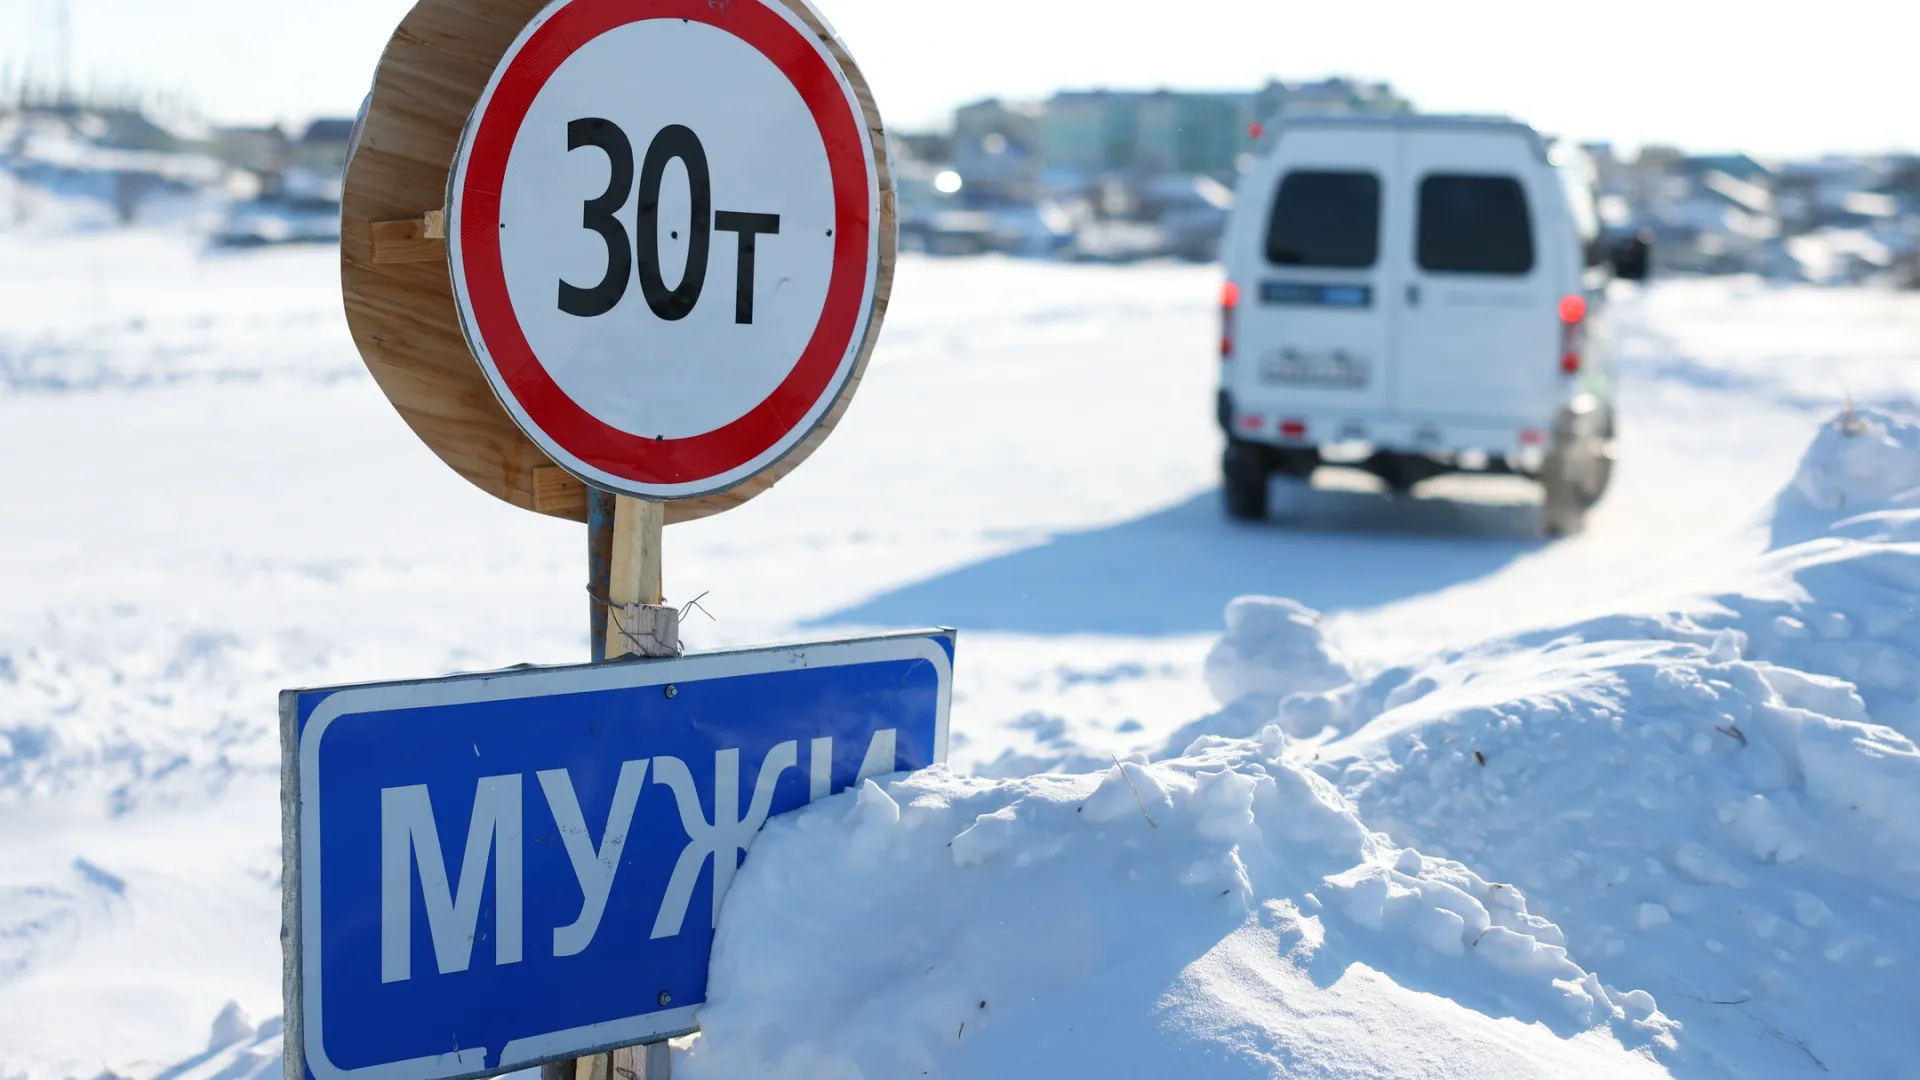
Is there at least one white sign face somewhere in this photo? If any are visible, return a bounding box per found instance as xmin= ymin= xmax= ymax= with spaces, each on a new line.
xmin=448 ymin=0 xmax=883 ymax=500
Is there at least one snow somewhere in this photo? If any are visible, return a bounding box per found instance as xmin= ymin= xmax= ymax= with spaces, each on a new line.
xmin=687 ymin=404 xmax=1920 ymax=1078
xmin=156 ymin=1016 xmax=283 ymax=1080
xmin=1202 ymin=596 xmax=1356 ymax=708
xmin=1 ymin=227 xmax=1919 ymax=1078
xmin=688 ymin=753 xmax=1672 ymax=1079
xmin=1780 ymin=407 xmax=1920 ymax=512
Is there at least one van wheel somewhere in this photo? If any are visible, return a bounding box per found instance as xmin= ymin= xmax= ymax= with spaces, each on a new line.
xmin=1541 ymin=472 xmax=1585 ymax=537
xmin=1223 ymin=440 xmax=1270 ymax=521
xmin=1585 ymin=451 xmax=1615 ymax=504
xmin=1589 ymin=411 xmax=1618 ymax=502
xmin=1564 ymin=430 xmax=1612 ymax=507
xmin=1541 ymin=438 xmax=1606 ymax=536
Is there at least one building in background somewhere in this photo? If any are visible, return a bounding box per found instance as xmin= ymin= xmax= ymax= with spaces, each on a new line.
xmin=0 ymin=96 xmax=217 ymax=226
xmin=1005 ymin=77 xmax=1410 ymax=260
xmin=948 ymin=97 xmax=1043 ymax=204
xmin=1037 ymin=90 xmax=1136 ymax=179
xmin=1249 ymin=77 xmax=1411 ymax=124
xmin=284 ymin=117 xmax=354 ymax=202
xmin=212 ymin=124 xmax=289 ymax=185
xmin=209 ymin=115 xmax=354 ymax=246
xmin=1581 ymin=145 xmax=1920 ymax=285
xmin=3 ymin=70 xmax=1911 ymax=282
xmin=1136 ymin=92 xmax=1241 ymax=176
xmin=1035 ymin=78 xmax=1410 ymax=191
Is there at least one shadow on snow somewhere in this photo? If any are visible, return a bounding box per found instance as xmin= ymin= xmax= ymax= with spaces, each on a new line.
xmin=811 ymin=483 xmax=1546 ymax=636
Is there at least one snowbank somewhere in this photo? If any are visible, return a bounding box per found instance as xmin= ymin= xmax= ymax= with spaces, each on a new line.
xmin=1202 ymin=596 xmax=1355 ymax=709
xmin=1161 ymin=596 xmax=1375 ymax=750
xmin=688 ymin=409 xmax=1920 ymax=1078
xmin=1779 ymin=407 xmax=1920 ymax=514
xmin=146 ymin=1009 xmax=282 ymax=1080
xmin=1181 ymin=409 xmax=1920 ymax=1077
xmin=685 ymin=745 xmax=1672 ymax=1079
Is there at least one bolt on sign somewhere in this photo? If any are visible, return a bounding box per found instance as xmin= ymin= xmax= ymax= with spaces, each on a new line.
xmin=293 ymin=1 xmax=925 ymax=1079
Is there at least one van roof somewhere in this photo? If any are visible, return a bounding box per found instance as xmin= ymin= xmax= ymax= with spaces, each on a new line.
xmin=1259 ymin=114 xmax=1549 ymax=163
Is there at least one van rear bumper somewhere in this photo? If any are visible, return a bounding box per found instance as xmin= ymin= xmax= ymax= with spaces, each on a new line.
xmin=1220 ymin=397 xmax=1553 ymax=460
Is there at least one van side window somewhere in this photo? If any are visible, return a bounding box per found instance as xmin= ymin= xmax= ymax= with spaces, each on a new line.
xmin=1265 ymin=170 xmax=1380 ymax=268
xmin=1418 ymin=174 xmax=1534 ymax=275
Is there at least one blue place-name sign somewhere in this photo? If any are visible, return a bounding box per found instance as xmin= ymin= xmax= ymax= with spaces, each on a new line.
xmin=281 ymin=630 xmax=954 ymax=1080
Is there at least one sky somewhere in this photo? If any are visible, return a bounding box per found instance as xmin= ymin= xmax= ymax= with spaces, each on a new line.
xmin=2 ymin=0 xmax=1915 ymax=158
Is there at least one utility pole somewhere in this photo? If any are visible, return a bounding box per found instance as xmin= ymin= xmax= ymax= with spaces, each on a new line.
xmin=55 ymin=0 xmax=72 ymax=107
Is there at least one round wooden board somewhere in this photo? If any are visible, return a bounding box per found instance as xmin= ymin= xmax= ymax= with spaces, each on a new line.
xmin=341 ymin=0 xmax=895 ymax=523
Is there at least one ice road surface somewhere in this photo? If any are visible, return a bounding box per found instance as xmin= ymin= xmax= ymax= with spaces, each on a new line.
xmin=0 ymin=228 xmax=1917 ymax=1078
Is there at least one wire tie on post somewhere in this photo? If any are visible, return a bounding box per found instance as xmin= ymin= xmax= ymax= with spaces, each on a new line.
xmin=585 ymin=586 xmax=684 ymax=657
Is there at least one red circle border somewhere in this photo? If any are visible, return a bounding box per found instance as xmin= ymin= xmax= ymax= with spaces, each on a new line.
xmin=457 ymin=0 xmax=873 ymax=488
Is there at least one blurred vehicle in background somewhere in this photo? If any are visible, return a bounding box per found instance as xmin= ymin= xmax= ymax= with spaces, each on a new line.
xmin=210 ymin=193 xmax=341 ymax=246
xmin=1140 ymin=173 xmax=1235 ymax=261
xmin=897 ymin=158 xmax=1077 ymax=257
xmin=896 ymin=164 xmax=993 ymax=254
xmin=208 ymin=117 xmax=349 ymax=247
xmin=1216 ymin=115 xmax=1649 ymax=535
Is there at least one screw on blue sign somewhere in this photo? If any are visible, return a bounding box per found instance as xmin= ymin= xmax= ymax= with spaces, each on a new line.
xmin=281 ymin=631 xmax=953 ymax=1080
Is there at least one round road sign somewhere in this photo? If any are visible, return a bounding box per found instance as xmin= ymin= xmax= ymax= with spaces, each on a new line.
xmin=448 ymin=0 xmax=887 ymax=501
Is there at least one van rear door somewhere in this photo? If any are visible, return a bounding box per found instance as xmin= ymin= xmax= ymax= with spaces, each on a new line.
xmin=1392 ymin=130 xmax=1561 ymax=426
xmin=1236 ymin=128 xmax=1402 ymax=422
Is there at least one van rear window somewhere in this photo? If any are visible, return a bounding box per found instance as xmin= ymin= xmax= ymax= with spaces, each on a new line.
xmin=1417 ymin=174 xmax=1534 ymax=274
xmin=1265 ymin=171 xmax=1380 ymax=268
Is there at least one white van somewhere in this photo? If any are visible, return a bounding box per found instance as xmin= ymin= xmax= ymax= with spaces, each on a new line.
xmin=1216 ymin=115 xmax=1647 ymax=534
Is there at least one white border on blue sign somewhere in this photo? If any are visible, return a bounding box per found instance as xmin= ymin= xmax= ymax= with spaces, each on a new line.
xmin=292 ymin=632 xmax=952 ymax=1080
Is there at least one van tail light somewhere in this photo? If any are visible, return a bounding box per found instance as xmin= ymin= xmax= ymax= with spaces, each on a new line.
xmin=1280 ymin=419 xmax=1308 ymax=439
xmin=1221 ymin=280 xmax=1240 ymax=359
xmin=1558 ymin=293 xmax=1586 ymax=375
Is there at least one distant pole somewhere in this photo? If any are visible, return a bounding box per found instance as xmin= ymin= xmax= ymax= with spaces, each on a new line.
xmin=54 ymin=0 xmax=71 ymax=106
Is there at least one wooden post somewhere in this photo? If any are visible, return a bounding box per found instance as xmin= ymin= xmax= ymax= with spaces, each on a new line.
xmin=545 ymin=1043 xmax=670 ymax=1080
xmin=545 ymin=494 xmax=678 ymax=1080
xmin=604 ymin=496 xmax=679 ymax=661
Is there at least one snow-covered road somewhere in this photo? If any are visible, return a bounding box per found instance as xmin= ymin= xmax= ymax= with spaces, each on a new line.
xmin=1 ymin=231 xmax=1916 ymax=1078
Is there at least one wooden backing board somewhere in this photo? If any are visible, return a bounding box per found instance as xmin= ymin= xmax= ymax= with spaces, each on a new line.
xmin=341 ymin=0 xmax=896 ymax=523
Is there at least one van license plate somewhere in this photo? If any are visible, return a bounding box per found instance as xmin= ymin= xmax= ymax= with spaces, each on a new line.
xmin=1260 ymin=348 xmax=1370 ymax=389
